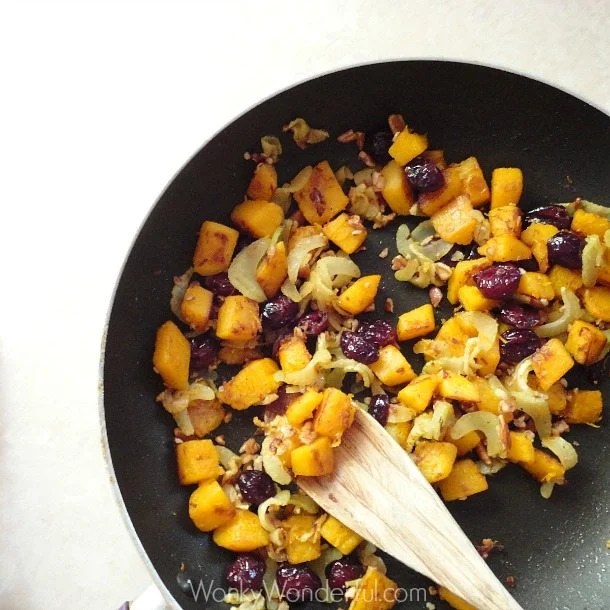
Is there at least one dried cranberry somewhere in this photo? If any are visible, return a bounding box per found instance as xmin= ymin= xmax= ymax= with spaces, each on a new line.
xmin=264 ymin=386 xmax=294 ymax=420
xmin=340 ymin=331 xmax=380 ymax=364
xmin=547 ymin=230 xmax=584 ymax=269
xmin=500 ymin=329 xmax=543 ymax=364
xmin=369 ymin=394 xmax=390 ymax=426
xmin=364 ymin=130 xmax=393 ymax=165
xmin=204 ymin=272 xmax=237 ymax=296
xmin=225 ymin=554 xmax=265 ymax=592
xmin=262 ymin=295 xmax=299 ymax=329
xmin=236 ymin=470 xmax=276 ymax=505
xmin=513 ymin=257 xmax=539 ymax=272
xmin=190 ymin=334 xmax=219 ymax=370
xmin=474 ymin=264 xmax=521 ymax=300
xmin=523 ymin=205 xmax=571 ymax=230
xmin=326 ymin=560 xmax=365 ymax=591
xmin=498 ymin=302 xmax=542 ymax=329
xmin=356 ymin=320 xmax=396 ymax=346
xmin=276 ymin=564 xmax=321 ymax=603
xmin=405 ymin=156 xmax=445 ymax=192
xmin=297 ymin=311 xmax=329 ymax=336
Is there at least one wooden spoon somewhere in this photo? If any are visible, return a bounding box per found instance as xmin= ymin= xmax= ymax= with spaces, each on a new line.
xmin=297 ymin=409 xmax=523 ymax=610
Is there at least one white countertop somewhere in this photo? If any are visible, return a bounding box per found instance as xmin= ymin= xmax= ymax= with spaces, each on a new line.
xmin=1 ymin=1 xmax=609 ymax=608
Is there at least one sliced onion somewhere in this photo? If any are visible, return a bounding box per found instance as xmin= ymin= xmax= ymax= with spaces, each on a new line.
xmin=580 ymin=199 xmax=610 ymax=219
xmin=458 ymin=311 xmax=498 ymax=353
xmin=353 ymin=168 xmax=375 ymax=186
xmin=582 ymin=234 xmax=604 ymax=287
xmin=410 ymin=219 xmax=435 ymax=242
xmin=287 ymin=234 xmax=327 ymax=283
xmin=280 ymin=277 xmax=302 ymax=302
xmin=325 ymin=358 xmax=375 ymax=388
xmin=540 ymin=482 xmax=556 ymax=499
xmin=275 ymin=334 xmax=332 ymax=387
xmin=396 ymin=223 xmax=411 ymax=258
xmin=387 ymin=403 xmax=416 ymax=424
xmin=216 ymin=445 xmax=240 ymax=470
xmin=172 ymin=409 xmax=194 ymax=436
xmin=477 ymin=459 xmax=507 ymax=475
xmin=418 ymin=238 xmax=453 ymax=262
xmin=228 ymin=237 xmax=270 ymax=302
xmin=535 ymin=288 xmax=583 ymax=337
xmin=261 ymin=437 xmax=292 ymax=485
xmin=289 ymin=492 xmax=319 ymax=514
xmin=169 ymin=267 xmax=194 ymax=320
xmin=450 ymin=411 xmax=504 ymax=456
xmin=542 ymin=436 xmax=578 ymax=470
xmin=519 ymin=398 xmax=552 ymax=438
xmin=258 ymin=489 xmax=291 ymax=531
xmin=284 ymin=165 xmax=313 ymax=193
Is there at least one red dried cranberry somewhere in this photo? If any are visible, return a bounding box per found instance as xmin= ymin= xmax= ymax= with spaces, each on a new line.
xmin=364 ymin=130 xmax=393 ymax=165
xmin=547 ymin=230 xmax=584 ymax=269
xmin=340 ymin=331 xmax=380 ymax=364
xmin=405 ymin=156 xmax=445 ymax=192
xmin=190 ymin=334 xmax=219 ymax=370
xmin=474 ymin=264 xmax=521 ymax=300
xmin=297 ymin=311 xmax=329 ymax=336
xmin=264 ymin=386 xmax=294 ymax=420
xmin=326 ymin=559 xmax=365 ymax=591
xmin=369 ymin=394 xmax=390 ymax=426
xmin=498 ymin=302 xmax=542 ymax=329
xmin=262 ymin=295 xmax=298 ymax=329
xmin=236 ymin=470 xmax=276 ymax=505
xmin=276 ymin=564 xmax=321 ymax=603
xmin=500 ymin=329 xmax=544 ymax=364
xmin=356 ymin=320 xmax=396 ymax=346
xmin=225 ymin=554 xmax=265 ymax=592
xmin=204 ymin=272 xmax=237 ymax=296
xmin=523 ymin=205 xmax=571 ymax=230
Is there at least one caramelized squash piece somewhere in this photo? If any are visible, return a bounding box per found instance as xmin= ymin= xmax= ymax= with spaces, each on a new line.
xmin=349 ymin=567 xmax=398 ymax=610
xmin=531 ymin=338 xmax=574 ymax=391
xmin=216 ymin=296 xmax=261 ymax=342
xmin=414 ymin=441 xmax=457 ymax=483
xmin=153 ymin=320 xmax=191 ymax=390
xmin=320 ymin=515 xmax=363 ymax=555
xmin=176 ymin=439 xmax=220 ymax=485
xmin=256 ymin=241 xmax=288 ymax=298
xmin=490 ymin=167 xmax=523 ymax=208
xmin=230 ymin=199 xmax=284 ymax=238
xmin=291 ymin=437 xmax=334 ymax=476
xmin=388 ymin=126 xmax=428 ymax=165
xmin=565 ymin=389 xmax=603 ymax=424
xmin=189 ymin=480 xmax=235 ymax=532
xmin=370 ymin=345 xmax=416 ymax=386
xmin=396 ymin=303 xmax=436 ymax=341
xmin=565 ymin=320 xmax=607 ymax=365
xmin=336 ymin=275 xmax=381 ymax=315
xmin=438 ymin=459 xmax=488 ymax=501
xmin=380 ymin=159 xmax=415 ymax=214
xmin=212 ymin=509 xmax=270 ymax=551
xmin=180 ymin=283 xmax=213 ymax=332
xmin=323 ymin=212 xmax=367 ymax=254
xmin=218 ymin=358 xmax=280 ymax=410
xmin=284 ymin=514 xmax=321 ymax=564
xmin=193 ymin=221 xmax=239 ymax=276
xmin=246 ymin=162 xmax=277 ymax=200
xmin=431 ymin=195 xmax=478 ymax=245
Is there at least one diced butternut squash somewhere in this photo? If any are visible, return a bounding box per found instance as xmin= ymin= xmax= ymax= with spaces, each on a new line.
xmin=565 ymin=320 xmax=607 ymax=365
xmin=386 ymin=421 xmax=413 ymax=448
xmin=520 ymin=222 xmax=558 ymax=246
xmin=313 ymin=388 xmax=356 ymax=441
xmin=349 ymin=567 xmax=398 ymax=610
xmin=447 ymin=258 xmax=491 ymax=304
xmin=449 ymin=430 xmax=481 ymax=456
xmin=153 ymin=320 xmax=191 ymax=390
xmin=547 ymin=382 xmax=568 ymax=415
xmin=176 ymin=439 xmax=220 ymax=485
xmin=478 ymin=234 xmax=532 ymax=262
xmin=187 ymin=399 xmax=226 ymax=437
xmin=414 ymin=441 xmax=457 ymax=483
xmin=291 ymin=437 xmax=334 ymax=476
xmin=531 ymin=338 xmax=574 ymax=391
xmin=582 ymin=286 xmax=610 ymax=322
xmin=565 ymin=389 xmax=603 ymax=424
xmin=323 ymin=213 xmax=367 ymax=254
xmin=473 ymin=376 xmax=501 ymax=415
xmin=454 ymin=156 xmax=490 ymax=207
xmin=320 ymin=515 xmax=363 ymax=555
xmin=517 ymin=272 xmax=554 ymax=301
xmin=189 ymin=480 xmax=235 ymax=531
xmin=457 ymin=285 xmax=500 ymax=312
xmin=277 ymin=335 xmax=312 ymax=373
xmin=396 ymin=303 xmax=436 ymax=341
xmin=284 ymin=514 xmax=321 ymax=564
xmin=418 ymin=166 xmax=463 ymax=216
xmin=438 ymin=372 xmax=479 ymax=403
xmin=286 ymin=389 xmax=323 ymax=426
xmin=431 ymin=195 xmax=478 ymax=245
xmin=212 ymin=509 xmax=270 ymax=551
xmin=438 ymin=586 xmax=477 ymax=610
xmin=397 ymin=375 xmax=439 ymax=414
xmin=231 ymin=199 xmax=284 ymax=238
xmin=294 ymin=160 xmax=349 ymax=225
xmin=218 ymin=358 xmax=280 ymax=410
xmin=193 ymin=220 xmax=239 ymax=276
xmin=571 ymin=208 xmax=610 ymax=238
xmin=256 ymin=241 xmax=288 ymax=298
xmin=438 ymin=459 xmax=488 ymax=501
xmin=520 ymin=449 xmax=565 ymax=483
xmin=180 ymin=283 xmax=214 ymax=332
xmin=247 ymin=162 xmax=277 ymax=201
xmin=490 ymin=167 xmax=523 ymax=208
xmin=488 ymin=205 xmax=522 ymax=237
xmin=506 ymin=431 xmax=535 ymax=464
xmin=216 ymin=296 xmax=261 ymax=343
xmin=370 ymin=344 xmax=416 ymax=386
xmin=548 ymin=265 xmax=583 ymax=298
xmin=380 ymin=159 xmax=415 ymax=214
xmin=336 ymin=275 xmax=381 ymax=315
xmin=388 ymin=126 xmax=428 ymax=165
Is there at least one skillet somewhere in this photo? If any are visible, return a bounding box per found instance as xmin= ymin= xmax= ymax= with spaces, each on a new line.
xmin=102 ymin=61 xmax=610 ymax=610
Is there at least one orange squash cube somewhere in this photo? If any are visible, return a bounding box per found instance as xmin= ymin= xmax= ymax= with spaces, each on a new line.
xmin=286 ymin=389 xmax=324 ymax=426
xmin=449 ymin=430 xmax=481 ymax=456
xmin=256 ymin=241 xmax=288 ymax=298
xmin=291 ymin=437 xmax=334 ymax=476
xmin=414 ymin=441 xmax=458 ymax=483
xmin=216 ymin=295 xmax=261 ymax=342
xmin=189 ymin=480 xmax=235 ymax=532
xmin=231 ymin=199 xmax=284 ymax=238
xmin=490 ymin=167 xmax=523 ymax=208
xmin=517 ymin=272 xmax=554 ymax=301
xmin=447 ymin=258 xmax=491 ymax=304
xmin=506 ymin=431 xmax=535 ymax=464
xmin=285 ymin=514 xmax=321 ymax=564
xmin=388 ymin=126 xmax=428 ymax=165
xmin=457 ymin=285 xmax=500 ymax=312
xmin=277 ymin=335 xmax=312 ymax=373
xmin=488 ymin=205 xmax=522 ymax=237
xmin=320 ymin=515 xmax=363 ymax=555
xmin=520 ymin=449 xmax=565 ymax=483
xmin=531 ymin=338 xmax=574 ymax=391
xmin=323 ymin=213 xmax=367 ymax=254
xmin=218 ymin=358 xmax=280 ymax=410
xmin=565 ymin=320 xmax=607 ymax=365
xmin=431 ymin=195 xmax=478 ymax=245
xmin=336 ymin=275 xmax=381 ymax=315
xmin=582 ymin=286 xmax=610 ymax=321
xmin=396 ymin=303 xmax=436 ymax=341
xmin=565 ymin=390 xmax=603 ymax=424
xmin=478 ymin=234 xmax=532 ymax=262
xmin=418 ymin=166 xmax=463 ymax=216
xmin=397 ymin=375 xmax=439 ymax=414
xmin=473 ymin=376 xmax=501 ymax=415
xmin=176 ymin=439 xmax=220 ymax=485
xmin=313 ymin=388 xmax=356 ymax=440
xmin=548 ymin=265 xmax=583 ymax=298
xmin=571 ymin=208 xmax=610 ymax=238
xmin=438 ymin=587 xmax=477 ymax=610
xmin=349 ymin=567 xmax=398 ymax=610
xmin=386 ymin=421 xmax=413 ymax=448
xmin=438 ymin=372 xmax=479 ymax=402
xmin=453 ymin=156 xmax=490 ymax=207
xmin=153 ymin=320 xmax=191 ymax=390
xmin=180 ymin=283 xmax=214 ymax=332
xmin=380 ymin=159 xmax=415 ymax=214
xmin=438 ymin=459 xmax=488 ymax=501
xmin=370 ymin=344 xmax=416 ymax=386
xmin=247 ymin=162 xmax=278 ymax=201
xmin=212 ymin=509 xmax=270 ymax=551
xmin=193 ymin=220 xmax=239 ymax=276
xmin=520 ymin=222 xmax=558 ymax=246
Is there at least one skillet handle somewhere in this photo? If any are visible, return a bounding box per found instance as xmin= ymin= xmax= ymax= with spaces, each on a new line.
xmin=118 ymin=583 xmax=168 ymax=610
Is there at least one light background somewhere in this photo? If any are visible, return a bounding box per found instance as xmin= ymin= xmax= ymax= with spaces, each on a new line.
xmin=1 ymin=1 xmax=609 ymax=608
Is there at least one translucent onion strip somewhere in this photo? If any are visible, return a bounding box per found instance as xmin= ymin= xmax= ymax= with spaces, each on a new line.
xmin=581 ymin=234 xmax=604 ymax=288
xmin=535 ymin=288 xmax=583 ymax=337
xmin=228 ymin=237 xmax=271 ymax=302
xmin=542 ymin=436 xmax=579 ymax=470
xmin=451 ymin=411 xmax=504 ymax=456
xmin=287 ymin=234 xmax=327 ymax=283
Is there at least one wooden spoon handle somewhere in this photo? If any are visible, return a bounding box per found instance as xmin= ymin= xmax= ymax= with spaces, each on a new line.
xmin=298 ymin=410 xmax=523 ymax=610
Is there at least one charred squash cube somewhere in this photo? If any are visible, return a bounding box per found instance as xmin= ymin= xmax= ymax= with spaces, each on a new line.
xmin=565 ymin=389 xmax=603 ymax=424
xmin=380 ymin=159 xmax=415 ymax=215
xmin=370 ymin=345 xmax=416 ymax=386
xmin=216 ymin=296 xmax=261 ymax=342
xmin=247 ymin=162 xmax=278 ymax=201
xmin=218 ymin=357 xmax=280 ymax=410
xmin=531 ymin=338 xmax=574 ymax=391
xmin=438 ymin=459 xmax=488 ymax=501
xmin=336 ymin=275 xmax=381 ymax=315
xmin=193 ymin=220 xmax=239 ymax=276
xmin=565 ymin=320 xmax=607 ymax=365
xmin=230 ymin=199 xmax=284 ymax=238
xmin=153 ymin=320 xmax=191 ymax=390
